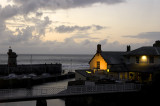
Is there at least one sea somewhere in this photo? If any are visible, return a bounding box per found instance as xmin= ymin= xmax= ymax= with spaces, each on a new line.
xmin=0 ymin=54 xmax=93 ymax=106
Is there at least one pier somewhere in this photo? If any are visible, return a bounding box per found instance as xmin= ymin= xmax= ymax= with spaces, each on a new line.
xmin=0 ymin=83 xmax=141 ymax=104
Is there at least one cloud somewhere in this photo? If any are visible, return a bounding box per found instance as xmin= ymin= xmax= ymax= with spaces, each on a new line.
xmin=0 ymin=16 xmax=52 ymax=46
xmin=0 ymin=0 xmax=127 ymax=54
xmin=0 ymin=0 xmax=125 ymax=22
xmin=35 ymin=16 xmax=52 ymax=36
xmin=12 ymin=0 xmax=125 ymax=14
xmin=93 ymin=25 xmax=106 ymax=30
xmin=55 ymin=25 xmax=106 ymax=33
xmin=36 ymin=12 xmax=43 ymax=17
xmin=55 ymin=25 xmax=91 ymax=33
xmin=123 ymin=32 xmax=160 ymax=41
xmin=0 ymin=5 xmax=19 ymax=20
xmin=9 ymin=26 xmax=35 ymax=43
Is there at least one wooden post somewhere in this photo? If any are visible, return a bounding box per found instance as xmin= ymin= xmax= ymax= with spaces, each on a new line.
xmin=36 ymin=99 xmax=47 ymax=106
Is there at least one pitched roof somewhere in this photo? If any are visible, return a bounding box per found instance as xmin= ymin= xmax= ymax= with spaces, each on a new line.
xmin=100 ymin=51 xmax=125 ymax=64
xmin=125 ymin=46 xmax=160 ymax=56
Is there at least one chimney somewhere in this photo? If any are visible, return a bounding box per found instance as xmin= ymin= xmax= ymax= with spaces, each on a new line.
xmin=153 ymin=40 xmax=160 ymax=47
xmin=97 ymin=44 xmax=101 ymax=53
xmin=127 ymin=45 xmax=131 ymax=52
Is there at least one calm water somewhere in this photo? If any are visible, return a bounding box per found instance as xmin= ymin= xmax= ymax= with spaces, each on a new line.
xmin=0 ymin=78 xmax=75 ymax=106
xmin=0 ymin=54 xmax=93 ymax=106
xmin=0 ymin=54 xmax=92 ymax=71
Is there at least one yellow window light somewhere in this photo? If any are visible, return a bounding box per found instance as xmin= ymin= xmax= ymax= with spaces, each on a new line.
xmin=142 ymin=55 xmax=147 ymax=60
xmin=86 ymin=71 xmax=92 ymax=74
xmin=107 ymin=69 xmax=109 ymax=72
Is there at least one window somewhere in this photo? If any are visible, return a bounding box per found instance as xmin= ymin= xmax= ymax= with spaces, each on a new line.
xmin=127 ymin=56 xmax=130 ymax=63
xmin=149 ymin=56 xmax=154 ymax=63
xmin=97 ymin=61 xmax=100 ymax=69
xmin=136 ymin=56 xmax=139 ymax=63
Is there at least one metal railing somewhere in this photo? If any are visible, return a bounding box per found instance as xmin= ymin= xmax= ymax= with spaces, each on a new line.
xmin=0 ymin=83 xmax=141 ymax=100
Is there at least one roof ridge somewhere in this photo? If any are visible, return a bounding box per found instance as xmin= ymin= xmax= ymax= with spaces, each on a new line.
xmin=102 ymin=51 xmax=125 ymax=52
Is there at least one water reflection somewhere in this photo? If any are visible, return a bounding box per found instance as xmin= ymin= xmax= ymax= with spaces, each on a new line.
xmin=0 ymin=99 xmax=65 ymax=106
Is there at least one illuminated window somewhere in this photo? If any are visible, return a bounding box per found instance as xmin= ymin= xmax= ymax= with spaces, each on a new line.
xmin=149 ymin=56 xmax=154 ymax=63
xmin=141 ymin=55 xmax=148 ymax=63
xmin=107 ymin=69 xmax=109 ymax=72
xmin=136 ymin=56 xmax=139 ymax=63
xmin=97 ymin=61 xmax=100 ymax=69
xmin=142 ymin=56 xmax=147 ymax=60
xmin=86 ymin=71 xmax=92 ymax=74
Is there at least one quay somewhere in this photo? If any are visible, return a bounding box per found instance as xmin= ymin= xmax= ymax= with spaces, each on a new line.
xmin=0 ymin=72 xmax=75 ymax=89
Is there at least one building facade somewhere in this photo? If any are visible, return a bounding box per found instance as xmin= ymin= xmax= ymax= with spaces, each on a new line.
xmin=76 ymin=41 xmax=160 ymax=83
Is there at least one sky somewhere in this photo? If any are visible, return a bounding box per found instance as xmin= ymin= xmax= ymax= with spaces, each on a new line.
xmin=0 ymin=0 xmax=160 ymax=54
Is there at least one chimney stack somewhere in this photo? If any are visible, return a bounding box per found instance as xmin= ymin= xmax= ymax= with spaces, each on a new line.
xmin=97 ymin=44 xmax=101 ymax=53
xmin=153 ymin=40 xmax=160 ymax=47
xmin=127 ymin=45 xmax=131 ymax=52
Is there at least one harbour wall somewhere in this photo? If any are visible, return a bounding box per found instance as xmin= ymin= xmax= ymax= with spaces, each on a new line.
xmin=0 ymin=64 xmax=62 ymax=75
xmin=0 ymin=72 xmax=75 ymax=89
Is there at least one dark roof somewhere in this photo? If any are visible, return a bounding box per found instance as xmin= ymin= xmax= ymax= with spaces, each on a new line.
xmin=100 ymin=51 xmax=125 ymax=64
xmin=125 ymin=46 xmax=160 ymax=56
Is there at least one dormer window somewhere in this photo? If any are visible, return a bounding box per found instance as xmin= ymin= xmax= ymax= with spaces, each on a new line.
xmin=149 ymin=56 xmax=154 ymax=63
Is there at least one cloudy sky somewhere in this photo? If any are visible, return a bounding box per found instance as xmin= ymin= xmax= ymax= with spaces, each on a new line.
xmin=0 ymin=0 xmax=160 ymax=54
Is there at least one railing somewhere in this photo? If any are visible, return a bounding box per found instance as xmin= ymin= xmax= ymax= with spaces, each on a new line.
xmin=0 ymin=83 xmax=141 ymax=100
xmin=66 ymin=83 xmax=141 ymax=95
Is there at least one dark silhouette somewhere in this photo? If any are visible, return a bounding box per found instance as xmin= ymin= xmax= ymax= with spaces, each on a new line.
xmin=127 ymin=45 xmax=131 ymax=52
xmin=97 ymin=44 xmax=101 ymax=53
xmin=36 ymin=99 xmax=47 ymax=106
xmin=153 ymin=40 xmax=160 ymax=47
xmin=7 ymin=47 xmax=17 ymax=67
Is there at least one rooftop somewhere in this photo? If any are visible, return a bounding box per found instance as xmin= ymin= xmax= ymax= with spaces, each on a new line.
xmin=101 ymin=51 xmax=125 ymax=64
xmin=125 ymin=46 xmax=160 ymax=56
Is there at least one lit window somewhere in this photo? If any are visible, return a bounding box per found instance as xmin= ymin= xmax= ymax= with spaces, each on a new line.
xmin=141 ymin=55 xmax=148 ymax=63
xmin=107 ymin=69 xmax=109 ymax=72
xmin=142 ymin=56 xmax=147 ymax=60
xmin=97 ymin=61 xmax=100 ymax=69
xmin=86 ymin=71 xmax=91 ymax=74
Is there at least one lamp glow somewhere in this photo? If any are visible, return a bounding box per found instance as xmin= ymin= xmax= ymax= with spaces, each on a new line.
xmin=86 ymin=71 xmax=91 ymax=74
xmin=107 ymin=69 xmax=109 ymax=72
xmin=142 ymin=55 xmax=147 ymax=60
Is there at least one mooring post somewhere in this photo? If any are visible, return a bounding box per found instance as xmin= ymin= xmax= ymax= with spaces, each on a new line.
xmin=36 ymin=99 xmax=47 ymax=106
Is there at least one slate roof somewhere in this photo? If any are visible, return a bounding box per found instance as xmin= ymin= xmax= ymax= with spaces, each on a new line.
xmin=100 ymin=51 xmax=125 ymax=64
xmin=125 ymin=46 xmax=160 ymax=56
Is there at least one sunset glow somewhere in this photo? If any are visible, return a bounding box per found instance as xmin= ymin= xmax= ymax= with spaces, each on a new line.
xmin=0 ymin=0 xmax=160 ymax=54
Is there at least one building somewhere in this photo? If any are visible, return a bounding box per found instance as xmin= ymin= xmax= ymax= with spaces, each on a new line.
xmin=76 ymin=41 xmax=160 ymax=83
xmin=8 ymin=47 xmax=18 ymax=67
xmin=0 ymin=47 xmax=62 ymax=75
